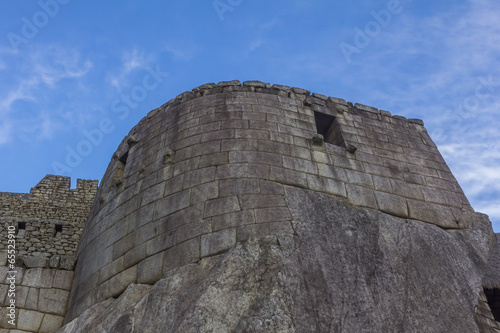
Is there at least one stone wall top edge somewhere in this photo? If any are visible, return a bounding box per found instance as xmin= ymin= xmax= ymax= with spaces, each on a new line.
xmin=0 ymin=175 xmax=98 ymax=197
xmin=132 ymin=80 xmax=425 ymax=130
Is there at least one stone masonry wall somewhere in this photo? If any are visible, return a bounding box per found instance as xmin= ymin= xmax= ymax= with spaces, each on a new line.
xmin=0 ymin=175 xmax=97 ymax=332
xmin=65 ymin=80 xmax=475 ymax=322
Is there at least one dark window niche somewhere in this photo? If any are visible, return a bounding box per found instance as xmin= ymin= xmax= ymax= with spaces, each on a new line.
xmin=54 ymin=224 xmax=63 ymax=238
xmin=17 ymin=222 xmax=26 ymax=237
xmin=314 ymin=111 xmax=345 ymax=147
xmin=113 ymin=151 xmax=129 ymax=183
xmin=485 ymin=288 xmax=500 ymax=321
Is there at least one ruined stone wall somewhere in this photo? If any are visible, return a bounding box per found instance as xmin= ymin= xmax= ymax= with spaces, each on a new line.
xmin=65 ymin=80 xmax=474 ymax=322
xmin=0 ymin=175 xmax=97 ymax=332
xmin=0 ymin=175 xmax=98 ymax=268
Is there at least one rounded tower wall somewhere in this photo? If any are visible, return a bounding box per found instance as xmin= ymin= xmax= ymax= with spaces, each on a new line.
xmin=66 ymin=80 xmax=473 ymax=321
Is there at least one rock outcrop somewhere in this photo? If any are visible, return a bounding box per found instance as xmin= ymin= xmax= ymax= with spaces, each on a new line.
xmin=59 ymin=186 xmax=496 ymax=332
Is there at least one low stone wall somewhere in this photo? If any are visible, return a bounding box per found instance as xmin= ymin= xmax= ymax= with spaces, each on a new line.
xmin=0 ymin=260 xmax=74 ymax=332
xmin=0 ymin=175 xmax=98 ymax=267
xmin=65 ymin=80 xmax=475 ymax=322
xmin=0 ymin=175 xmax=97 ymax=331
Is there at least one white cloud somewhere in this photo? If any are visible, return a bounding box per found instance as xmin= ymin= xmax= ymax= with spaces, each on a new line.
xmin=107 ymin=48 xmax=151 ymax=90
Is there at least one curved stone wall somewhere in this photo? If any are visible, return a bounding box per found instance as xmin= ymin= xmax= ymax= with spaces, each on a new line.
xmin=65 ymin=80 xmax=474 ymax=321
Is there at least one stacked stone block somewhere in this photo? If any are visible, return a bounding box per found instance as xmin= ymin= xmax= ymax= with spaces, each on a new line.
xmin=0 ymin=175 xmax=97 ymax=332
xmin=65 ymin=80 xmax=474 ymax=322
xmin=0 ymin=175 xmax=98 ymax=267
xmin=0 ymin=265 xmax=73 ymax=333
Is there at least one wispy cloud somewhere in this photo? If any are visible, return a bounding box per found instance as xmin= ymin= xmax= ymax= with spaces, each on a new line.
xmin=0 ymin=45 xmax=93 ymax=145
xmin=107 ymin=48 xmax=152 ymax=90
xmin=163 ymin=43 xmax=196 ymax=61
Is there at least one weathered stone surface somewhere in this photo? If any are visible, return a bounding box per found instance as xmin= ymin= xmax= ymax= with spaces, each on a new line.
xmin=355 ymin=103 xmax=379 ymax=113
xmin=18 ymin=309 xmax=44 ymax=331
xmin=58 ymin=187 xmax=494 ymax=332
xmin=39 ymin=314 xmax=65 ymax=333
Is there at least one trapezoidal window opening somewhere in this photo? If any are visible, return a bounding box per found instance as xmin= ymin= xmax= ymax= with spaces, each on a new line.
xmin=484 ymin=288 xmax=500 ymax=322
xmin=314 ymin=111 xmax=346 ymax=147
xmin=17 ymin=222 xmax=26 ymax=237
xmin=113 ymin=151 xmax=129 ymax=184
xmin=54 ymin=224 xmax=63 ymax=238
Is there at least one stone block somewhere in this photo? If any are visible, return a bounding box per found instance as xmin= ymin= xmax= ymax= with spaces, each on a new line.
xmin=146 ymin=230 xmax=176 ymax=256
xmin=306 ymin=174 xmax=347 ymax=197
xmin=192 ymin=82 xmax=216 ymax=92
xmin=219 ymin=179 xmax=260 ymax=196
xmin=282 ymin=156 xmax=317 ymax=174
xmin=141 ymin=182 xmax=166 ymax=206
xmin=163 ymin=238 xmax=200 ymax=273
xmin=204 ymin=196 xmax=241 ymax=218
xmin=39 ymin=288 xmax=70 ymax=315
xmin=60 ymin=256 xmax=77 ymax=270
xmin=23 ymin=268 xmax=54 ymax=288
xmin=372 ymin=175 xmax=392 ymax=192
xmin=216 ymin=163 xmax=269 ymax=179
xmin=23 ymin=255 xmax=48 ymax=269
xmin=389 ymin=179 xmax=424 ymax=201
xmin=99 ymin=257 xmax=124 ymax=284
xmin=269 ymin=166 xmax=308 ymax=188
xmin=421 ymin=187 xmax=462 ymax=208
xmin=212 ymin=210 xmax=255 ymax=231
xmin=52 ymin=270 xmax=74 ymax=290
xmin=49 ymin=255 xmax=61 ymax=268
xmin=201 ymin=129 xmax=235 ymax=142
xmin=235 ymin=129 xmax=270 ymax=140
xmin=0 ymin=251 xmax=7 ymax=266
xmin=190 ymin=181 xmax=219 ymax=205
xmin=221 ymin=138 xmax=258 ymax=152
xmin=259 ymin=180 xmax=284 ymax=195
xmin=312 ymin=92 xmax=328 ymax=101
xmin=354 ymin=103 xmax=379 ymax=113
xmin=137 ymin=252 xmax=164 ymax=284
xmin=39 ymin=314 xmax=65 ymax=333
xmin=345 ymin=170 xmax=374 ymax=187
xmin=374 ymin=191 xmax=408 ymax=218
xmin=17 ymin=309 xmax=44 ymax=332
xmin=327 ymin=96 xmax=347 ymax=105
xmin=229 ymin=151 xmax=282 ymax=166
xmin=239 ymin=194 xmax=287 ymax=209
xmin=109 ymin=265 xmax=137 ymax=298
xmin=14 ymin=286 xmax=29 ymax=308
xmin=243 ymin=80 xmax=267 ymax=88
xmin=346 ymin=184 xmax=378 ymax=209
xmin=312 ymin=151 xmax=330 ymax=164
xmin=176 ymin=219 xmax=211 ymax=243
xmin=291 ymin=87 xmax=310 ymax=95
xmin=0 ymin=266 xmax=8 ymax=283
xmin=290 ymin=146 xmax=312 ymax=160
xmin=201 ymin=229 xmax=236 ymax=257
xmin=183 ymin=167 xmax=216 ymax=189
xmin=364 ymin=163 xmax=404 ymax=180
xmin=407 ymin=200 xmax=462 ymax=228
xmin=317 ymin=164 xmax=347 ymax=182
xmin=124 ymin=243 xmax=147 ymax=269
xmin=198 ymin=152 xmax=228 ymax=168
xmin=25 ymin=287 xmax=39 ymax=310
xmin=153 ymin=190 xmax=190 ymax=220
xmin=255 ymin=207 xmax=292 ymax=223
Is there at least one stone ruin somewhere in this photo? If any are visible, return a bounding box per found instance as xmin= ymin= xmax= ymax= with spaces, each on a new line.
xmin=1 ymin=80 xmax=500 ymax=332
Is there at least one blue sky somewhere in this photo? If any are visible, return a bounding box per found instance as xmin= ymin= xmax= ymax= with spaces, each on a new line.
xmin=1 ymin=0 xmax=499 ymax=230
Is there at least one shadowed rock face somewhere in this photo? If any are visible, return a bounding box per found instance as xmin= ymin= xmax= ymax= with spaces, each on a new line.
xmin=59 ymin=186 xmax=495 ymax=333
